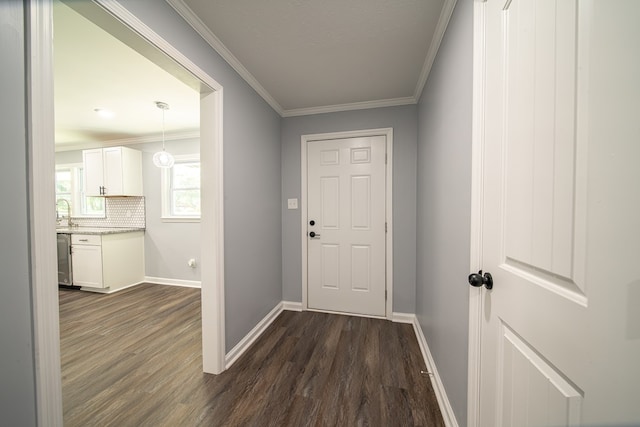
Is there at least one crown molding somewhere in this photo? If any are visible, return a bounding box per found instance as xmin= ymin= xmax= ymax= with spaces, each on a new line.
xmin=282 ymin=96 xmax=417 ymax=118
xmin=55 ymin=130 xmax=200 ymax=152
xmin=166 ymin=0 xmax=284 ymax=116
xmin=167 ymin=0 xmax=453 ymax=118
xmin=414 ymin=0 xmax=458 ymax=101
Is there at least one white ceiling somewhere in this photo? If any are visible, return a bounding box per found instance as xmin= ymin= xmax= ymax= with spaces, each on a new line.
xmin=54 ymin=0 xmax=455 ymax=148
xmin=53 ymin=1 xmax=200 ymax=148
xmin=169 ymin=0 xmax=455 ymax=116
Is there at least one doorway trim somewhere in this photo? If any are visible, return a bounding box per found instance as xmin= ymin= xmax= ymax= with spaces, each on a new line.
xmin=300 ymin=128 xmax=393 ymax=319
xmin=28 ymin=0 xmax=225 ymax=423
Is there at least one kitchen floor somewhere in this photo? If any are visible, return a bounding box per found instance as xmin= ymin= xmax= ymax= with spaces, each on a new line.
xmin=59 ymin=283 xmax=443 ymax=426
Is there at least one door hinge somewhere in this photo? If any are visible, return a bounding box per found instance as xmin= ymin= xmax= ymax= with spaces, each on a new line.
xmin=385 ymin=222 xmax=387 ymax=233
xmin=385 ymin=154 xmax=388 ymax=164
xmin=385 ymin=290 xmax=387 ymax=300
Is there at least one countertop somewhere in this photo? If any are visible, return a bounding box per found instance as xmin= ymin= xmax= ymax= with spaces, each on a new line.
xmin=56 ymin=227 xmax=145 ymax=235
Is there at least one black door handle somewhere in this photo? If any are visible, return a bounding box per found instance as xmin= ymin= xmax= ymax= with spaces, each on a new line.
xmin=468 ymin=270 xmax=493 ymax=290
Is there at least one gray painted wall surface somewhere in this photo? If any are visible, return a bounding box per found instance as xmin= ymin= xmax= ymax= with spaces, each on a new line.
xmin=281 ymin=105 xmax=417 ymax=313
xmin=8 ymin=1 xmax=475 ymax=423
xmin=139 ymin=139 xmax=202 ymax=282
xmin=416 ymin=1 xmax=473 ymax=424
xmin=89 ymin=0 xmax=284 ymax=351
xmin=0 ymin=3 xmax=38 ymax=425
xmin=56 ymin=139 xmax=202 ymax=282
xmin=54 ymin=149 xmax=81 ymax=165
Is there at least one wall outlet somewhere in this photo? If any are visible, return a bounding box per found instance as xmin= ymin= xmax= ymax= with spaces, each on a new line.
xmin=287 ymin=198 xmax=298 ymax=210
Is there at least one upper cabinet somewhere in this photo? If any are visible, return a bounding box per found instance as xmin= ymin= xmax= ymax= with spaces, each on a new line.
xmin=83 ymin=147 xmax=143 ymax=197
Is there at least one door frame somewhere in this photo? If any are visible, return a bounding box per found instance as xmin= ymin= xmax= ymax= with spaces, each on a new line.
xmin=300 ymin=128 xmax=393 ymax=319
xmin=28 ymin=1 xmax=226 ymax=423
xmin=467 ymin=1 xmax=486 ymax=426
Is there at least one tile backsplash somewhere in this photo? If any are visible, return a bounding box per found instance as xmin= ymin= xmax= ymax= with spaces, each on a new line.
xmin=71 ymin=197 xmax=146 ymax=228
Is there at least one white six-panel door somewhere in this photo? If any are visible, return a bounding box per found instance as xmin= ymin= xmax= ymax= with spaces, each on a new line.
xmin=307 ymin=136 xmax=387 ymax=317
xmin=475 ymin=1 xmax=640 ymax=425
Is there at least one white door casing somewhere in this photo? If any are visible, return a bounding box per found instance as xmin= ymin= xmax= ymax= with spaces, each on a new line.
xmin=307 ymin=136 xmax=386 ymax=316
xmin=29 ymin=0 xmax=226 ymax=424
xmin=301 ymin=128 xmax=393 ymax=319
xmin=469 ymin=1 xmax=640 ymax=426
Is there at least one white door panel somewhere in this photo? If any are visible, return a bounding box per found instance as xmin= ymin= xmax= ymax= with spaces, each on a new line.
xmin=476 ymin=0 xmax=640 ymax=425
xmin=307 ymin=136 xmax=386 ymax=316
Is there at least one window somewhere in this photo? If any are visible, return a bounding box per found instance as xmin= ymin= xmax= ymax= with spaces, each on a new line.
xmin=161 ymin=155 xmax=200 ymax=221
xmin=55 ymin=169 xmax=72 ymax=216
xmin=55 ymin=163 xmax=105 ymax=217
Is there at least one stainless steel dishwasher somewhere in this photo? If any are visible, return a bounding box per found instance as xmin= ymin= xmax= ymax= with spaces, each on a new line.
xmin=57 ymin=233 xmax=73 ymax=286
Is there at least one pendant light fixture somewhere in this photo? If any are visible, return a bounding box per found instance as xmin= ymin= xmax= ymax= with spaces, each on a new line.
xmin=152 ymin=101 xmax=175 ymax=168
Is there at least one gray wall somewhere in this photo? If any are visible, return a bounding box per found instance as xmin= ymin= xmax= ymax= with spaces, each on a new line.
xmin=5 ymin=1 xmax=475 ymax=424
xmin=139 ymin=139 xmax=202 ymax=282
xmin=0 ymin=3 xmax=38 ymax=425
xmin=54 ymin=149 xmax=82 ymax=165
xmin=416 ymin=1 xmax=473 ymax=424
xmin=281 ymin=105 xmax=417 ymax=313
xmin=71 ymin=0 xmax=284 ymax=351
xmin=56 ymin=139 xmax=203 ymax=282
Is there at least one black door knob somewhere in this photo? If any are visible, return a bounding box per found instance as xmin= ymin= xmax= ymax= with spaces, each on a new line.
xmin=309 ymin=231 xmax=316 ymax=238
xmin=309 ymin=220 xmax=315 ymax=226
xmin=468 ymin=270 xmax=493 ymax=290
xmin=468 ymin=273 xmax=484 ymax=288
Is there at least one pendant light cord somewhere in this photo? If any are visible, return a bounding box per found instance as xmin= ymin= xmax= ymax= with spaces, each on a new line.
xmin=153 ymin=101 xmax=174 ymax=168
xmin=162 ymin=106 xmax=166 ymax=151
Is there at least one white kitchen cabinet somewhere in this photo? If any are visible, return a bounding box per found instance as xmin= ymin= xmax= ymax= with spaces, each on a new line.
xmin=71 ymin=235 xmax=103 ymax=287
xmin=71 ymin=231 xmax=144 ymax=292
xmin=83 ymin=146 xmax=143 ymax=196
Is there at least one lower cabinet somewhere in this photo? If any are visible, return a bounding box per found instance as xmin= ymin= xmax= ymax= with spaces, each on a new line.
xmin=71 ymin=235 xmax=103 ymax=287
xmin=71 ymin=231 xmax=144 ymax=292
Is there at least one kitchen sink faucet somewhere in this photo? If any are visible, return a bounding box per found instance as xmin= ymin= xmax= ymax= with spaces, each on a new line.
xmin=56 ymin=198 xmax=74 ymax=227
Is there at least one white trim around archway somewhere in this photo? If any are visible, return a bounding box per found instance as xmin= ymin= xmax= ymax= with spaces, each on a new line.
xmin=28 ymin=1 xmax=225 ymax=424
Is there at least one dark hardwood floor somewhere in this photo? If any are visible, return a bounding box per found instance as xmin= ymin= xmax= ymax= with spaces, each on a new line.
xmin=59 ymin=283 xmax=445 ymax=426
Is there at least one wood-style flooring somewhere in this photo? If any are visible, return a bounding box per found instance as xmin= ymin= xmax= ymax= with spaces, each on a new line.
xmin=59 ymin=283 xmax=445 ymax=426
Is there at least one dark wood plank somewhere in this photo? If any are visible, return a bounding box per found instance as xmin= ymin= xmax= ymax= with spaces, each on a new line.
xmin=60 ymin=284 xmax=445 ymax=426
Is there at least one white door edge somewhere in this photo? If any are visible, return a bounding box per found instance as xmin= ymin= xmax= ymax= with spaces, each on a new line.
xmin=300 ymin=127 xmax=393 ymax=320
xmin=29 ymin=1 xmax=226 ymax=423
xmin=467 ymin=2 xmax=486 ymax=426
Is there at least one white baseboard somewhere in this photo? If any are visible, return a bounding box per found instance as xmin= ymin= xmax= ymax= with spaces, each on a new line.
xmin=411 ymin=315 xmax=459 ymax=427
xmin=224 ymin=302 xmax=284 ymax=369
xmin=144 ymin=276 xmax=202 ymax=288
xmin=80 ymin=280 xmax=145 ymax=294
xmin=282 ymin=301 xmax=303 ymax=311
xmin=391 ymin=312 xmax=416 ymax=324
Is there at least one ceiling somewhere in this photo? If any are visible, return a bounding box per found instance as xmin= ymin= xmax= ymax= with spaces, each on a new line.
xmin=54 ymin=0 xmax=455 ymax=148
xmin=169 ymin=0 xmax=455 ymax=116
xmin=53 ymin=1 xmax=200 ymax=149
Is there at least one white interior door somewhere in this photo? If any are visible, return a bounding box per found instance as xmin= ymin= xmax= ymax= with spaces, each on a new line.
xmin=475 ymin=1 xmax=640 ymax=425
xmin=307 ymin=136 xmax=386 ymax=317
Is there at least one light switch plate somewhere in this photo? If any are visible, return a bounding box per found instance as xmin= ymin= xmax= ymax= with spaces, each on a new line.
xmin=287 ymin=198 xmax=298 ymax=210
